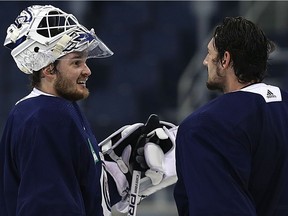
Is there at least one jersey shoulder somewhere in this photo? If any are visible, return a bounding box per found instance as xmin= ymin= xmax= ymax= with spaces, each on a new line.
xmin=240 ymin=83 xmax=283 ymax=103
xmin=179 ymin=83 xmax=281 ymax=133
xmin=11 ymin=95 xmax=77 ymax=128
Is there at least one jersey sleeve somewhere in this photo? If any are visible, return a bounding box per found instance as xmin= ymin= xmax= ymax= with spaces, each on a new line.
xmin=175 ymin=112 xmax=257 ymax=216
xmin=174 ymin=161 xmax=189 ymax=216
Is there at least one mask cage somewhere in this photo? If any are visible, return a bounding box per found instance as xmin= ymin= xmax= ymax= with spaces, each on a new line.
xmin=36 ymin=10 xmax=78 ymax=38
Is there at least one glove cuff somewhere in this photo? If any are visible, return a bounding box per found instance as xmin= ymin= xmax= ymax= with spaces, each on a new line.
xmin=104 ymin=160 xmax=130 ymax=197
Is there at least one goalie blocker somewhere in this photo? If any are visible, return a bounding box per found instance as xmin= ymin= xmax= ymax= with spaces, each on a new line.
xmin=99 ymin=114 xmax=178 ymax=213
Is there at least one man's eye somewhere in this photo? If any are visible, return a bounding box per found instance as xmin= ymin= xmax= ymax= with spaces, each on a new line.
xmin=73 ymin=61 xmax=81 ymax=66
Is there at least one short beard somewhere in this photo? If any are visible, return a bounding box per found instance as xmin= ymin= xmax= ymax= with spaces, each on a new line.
xmin=206 ymin=66 xmax=224 ymax=92
xmin=206 ymin=81 xmax=223 ymax=92
xmin=54 ymin=73 xmax=89 ymax=101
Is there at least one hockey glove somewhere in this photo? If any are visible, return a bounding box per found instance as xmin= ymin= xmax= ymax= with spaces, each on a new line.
xmin=99 ymin=114 xmax=178 ymax=213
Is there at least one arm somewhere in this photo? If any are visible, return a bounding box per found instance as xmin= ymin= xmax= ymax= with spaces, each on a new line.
xmin=175 ymin=113 xmax=256 ymax=216
xmin=174 ymin=138 xmax=189 ymax=216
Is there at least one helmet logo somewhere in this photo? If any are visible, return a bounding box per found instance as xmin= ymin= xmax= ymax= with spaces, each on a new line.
xmin=15 ymin=8 xmax=32 ymax=27
xmin=64 ymin=29 xmax=95 ymax=52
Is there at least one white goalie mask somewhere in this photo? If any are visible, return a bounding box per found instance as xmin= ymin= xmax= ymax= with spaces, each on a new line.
xmin=4 ymin=5 xmax=113 ymax=74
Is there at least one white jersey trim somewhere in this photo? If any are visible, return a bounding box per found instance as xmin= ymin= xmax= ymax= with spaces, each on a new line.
xmin=16 ymin=88 xmax=56 ymax=105
xmin=241 ymin=83 xmax=282 ymax=103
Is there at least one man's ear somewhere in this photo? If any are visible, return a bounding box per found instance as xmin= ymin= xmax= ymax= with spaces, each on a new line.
xmin=42 ymin=64 xmax=56 ymax=77
xmin=221 ymin=51 xmax=231 ymax=69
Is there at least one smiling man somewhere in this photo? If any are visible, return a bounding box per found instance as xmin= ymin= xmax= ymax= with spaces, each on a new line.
xmin=37 ymin=52 xmax=91 ymax=101
xmin=0 ymin=5 xmax=122 ymax=216
xmin=0 ymin=5 xmax=179 ymax=216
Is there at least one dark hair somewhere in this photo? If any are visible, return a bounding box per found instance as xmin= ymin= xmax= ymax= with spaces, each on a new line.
xmin=29 ymin=60 xmax=59 ymax=88
xmin=213 ymin=16 xmax=275 ymax=83
xmin=29 ymin=70 xmax=41 ymax=89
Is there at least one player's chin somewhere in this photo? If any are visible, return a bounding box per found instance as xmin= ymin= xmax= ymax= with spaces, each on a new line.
xmin=72 ymin=86 xmax=89 ymax=100
xmin=79 ymin=88 xmax=90 ymax=99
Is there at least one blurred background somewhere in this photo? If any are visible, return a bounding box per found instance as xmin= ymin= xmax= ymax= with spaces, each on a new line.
xmin=1 ymin=1 xmax=288 ymax=215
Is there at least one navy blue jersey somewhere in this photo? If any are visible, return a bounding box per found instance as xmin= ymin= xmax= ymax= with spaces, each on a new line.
xmin=0 ymin=89 xmax=116 ymax=215
xmin=174 ymin=83 xmax=288 ymax=216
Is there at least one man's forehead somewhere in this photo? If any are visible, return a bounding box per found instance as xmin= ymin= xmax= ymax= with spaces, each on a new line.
xmin=208 ymin=38 xmax=214 ymax=48
xmin=208 ymin=38 xmax=218 ymax=53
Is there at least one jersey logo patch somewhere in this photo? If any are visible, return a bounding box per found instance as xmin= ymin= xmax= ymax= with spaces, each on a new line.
xmin=241 ymin=83 xmax=282 ymax=103
xmin=267 ymin=90 xmax=276 ymax=99
xmin=87 ymin=138 xmax=99 ymax=164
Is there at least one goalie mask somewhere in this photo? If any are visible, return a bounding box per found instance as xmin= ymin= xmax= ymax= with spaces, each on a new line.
xmin=4 ymin=5 xmax=113 ymax=74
